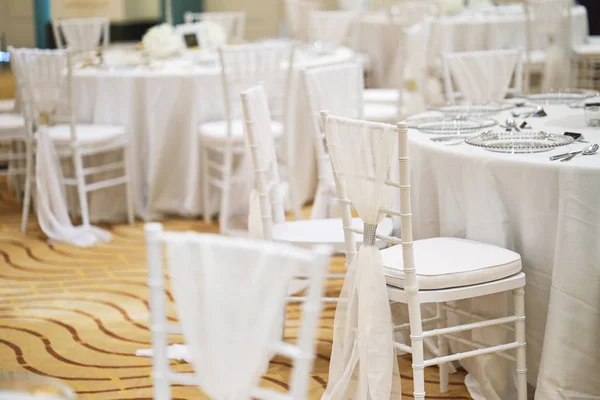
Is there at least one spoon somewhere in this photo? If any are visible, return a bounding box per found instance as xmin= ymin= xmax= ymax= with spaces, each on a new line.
xmin=560 ymin=143 xmax=599 ymax=162
xmin=504 ymin=118 xmax=520 ymax=131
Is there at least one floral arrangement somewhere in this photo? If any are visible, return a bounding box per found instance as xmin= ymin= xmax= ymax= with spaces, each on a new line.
xmin=197 ymin=21 xmax=227 ymax=52
xmin=142 ymin=23 xmax=183 ymax=60
xmin=439 ymin=0 xmax=464 ymax=15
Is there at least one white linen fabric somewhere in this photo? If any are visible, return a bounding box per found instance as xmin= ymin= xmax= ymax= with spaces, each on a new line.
xmin=407 ymin=104 xmax=600 ymax=399
xmin=444 ymin=50 xmax=519 ymax=103
xmin=356 ymin=5 xmax=588 ymax=87
xmin=165 ymin=233 xmax=299 ymax=399
xmin=323 ymin=116 xmax=401 ymax=399
xmin=10 ymin=48 xmax=111 ymax=246
xmin=56 ymin=18 xmax=107 ymax=52
xmin=303 ymin=62 xmax=364 ymax=219
xmin=72 ymin=45 xmax=354 ymax=222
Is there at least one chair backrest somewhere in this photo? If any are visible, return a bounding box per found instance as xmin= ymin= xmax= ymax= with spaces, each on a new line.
xmin=219 ymin=42 xmax=295 ymax=135
xmin=9 ymin=47 xmax=77 ymax=141
xmin=145 ymin=223 xmax=331 ymax=400
xmin=52 ymin=17 xmax=110 ymax=52
xmin=442 ymin=49 xmax=523 ymax=103
xmin=574 ymin=52 xmax=600 ymax=90
xmin=321 ymin=113 xmax=407 ymax=396
xmin=307 ymin=10 xmax=359 ymax=47
xmin=524 ymin=0 xmax=573 ymax=92
xmin=285 ymin=0 xmax=323 ymax=41
xmin=241 ymin=85 xmax=288 ymax=240
xmin=303 ymin=62 xmax=364 ymax=198
xmin=388 ymin=0 xmax=438 ymax=26
xmin=183 ymin=11 xmax=245 ymax=42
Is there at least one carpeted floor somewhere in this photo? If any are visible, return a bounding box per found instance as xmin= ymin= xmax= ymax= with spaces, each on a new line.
xmin=0 ymin=178 xmax=471 ymax=399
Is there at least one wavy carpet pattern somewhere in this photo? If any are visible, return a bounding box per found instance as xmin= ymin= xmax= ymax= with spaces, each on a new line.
xmin=0 ymin=182 xmax=472 ymax=397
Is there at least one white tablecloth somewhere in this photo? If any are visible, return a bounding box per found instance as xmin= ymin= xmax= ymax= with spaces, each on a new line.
xmin=72 ymin=45 xmax=355 ymax=221
xmin=408 ymin=104 xmax=600 ymax=399
xmin=358 ymin=5 xmax=588 ymax=87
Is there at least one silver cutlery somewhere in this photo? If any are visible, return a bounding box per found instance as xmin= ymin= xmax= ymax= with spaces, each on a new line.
xmin=559 ymin=143 xmax=599 ymax=162
xmin=550 ymin=143 xmax=598 ymax=161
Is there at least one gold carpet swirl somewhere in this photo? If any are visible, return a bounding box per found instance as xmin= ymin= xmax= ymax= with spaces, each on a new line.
xmin=0 ymin=179 xmax=470 ymax=399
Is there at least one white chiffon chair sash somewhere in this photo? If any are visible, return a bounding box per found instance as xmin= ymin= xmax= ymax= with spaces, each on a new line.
xmin=165 ymin=233 xmax=297 ymax=399
xmin=11 ymin=49 xmax=110 ymax=246
xmin=446 ymin=50 xmax=519 ymax=103
xmin=61 ymin=19 xmax=105 ymax=52
xmin=323 ymin=117 xmax=401 ymax=399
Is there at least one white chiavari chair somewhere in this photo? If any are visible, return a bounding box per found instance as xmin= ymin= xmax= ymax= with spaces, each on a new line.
xmin=52 ymin=17 xmax=110 ymax=52
xmin=322 ymin=113 xmax=528 ymax=399
xmin=523 ymin=0 xmax=573 ymax=93
xmin=199 ymin=43 xmax=300 ymax=234
xmin=442 ymin=49 xmax=524 ymax=103
xmin=183 ymin=11 xmax=246 ymax=42
xmin=0 ymin=92 xmax=28 ymax=209
xmin=9 ymin=47 xmax=133 ymax=241
xmin=307 ymin=10 xmax=359 ymax=48
xmin=363 ymin=19 xmax=431 ymax=119
xmin=573 ymin=42 xmax=600 ymax=90
xmin=241 ymin=84 xmax=392 ymax=306
xmin=285 ymin=0 xmax=323 ymax=42
xmin=145 ymin=222 xmax=331 ymax=399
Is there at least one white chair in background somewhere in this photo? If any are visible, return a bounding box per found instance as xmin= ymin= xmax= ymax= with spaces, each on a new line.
xmin=307 ymin=10 xmax=359 ymax=47
xmin=573 ymin=44 xmax=600 ymax=90
xmin=183 ymin=11 xmax=246 ymax=42
xmin=303 ymin=62 xmax=365 ymax=219
xmin=199 ymin=43 xmax=299 ymax=234
xmin=52 ymin=17 xmax=110 ymax=52
xmin=322 ymin=113 xmax=528 ymax=399
xmin=9 ymin=47 xmax=133 ymax=243
xmin=145 ymin=223 xmax=331 ymax=399
xmin=523 ymin=0 xmax=573 ymax=93
xmin=241 ymin=84 xmax=393 ymax=255
xmin=442 ymin=49 xmax=523 ymax=103
xmin=363 ymin=19 xmax=431 ymax=119
xmin=284 ymin=0 xmax=323 ymax=42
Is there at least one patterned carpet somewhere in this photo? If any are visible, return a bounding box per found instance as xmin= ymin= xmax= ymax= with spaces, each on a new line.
xmin=0 ymin=65 xmax=471 ymax=399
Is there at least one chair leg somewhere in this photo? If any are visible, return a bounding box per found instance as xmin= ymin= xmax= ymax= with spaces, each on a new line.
xmin=20 ymin=141 xmax=33 ymax=234
xmin=124 ymin=148 xmax=134 ymax=225
xmin=514 ymin=287 xmax=527 ymax=400
xmin=201 ymin=144 xmax=212 ymax=224
xmin=72 ymin=150 xmax=90 ymax=227
xmin=409 ymin=303 xmax=426 ymax=399
xmin=437 ymin=302 xmax=449 ymax=393
xmin=218 ymin=146 xmax=233 ymax=234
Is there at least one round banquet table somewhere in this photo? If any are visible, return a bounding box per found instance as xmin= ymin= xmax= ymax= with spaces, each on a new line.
xmin=358 ymin=4 xmax=588 ymax=87
xmin=408 ymin=104 xmax=600 ymax=399
xmin=72 ymin=44 xmax=355 ymax=221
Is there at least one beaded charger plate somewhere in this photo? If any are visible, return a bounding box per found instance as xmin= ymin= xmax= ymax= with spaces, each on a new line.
xmin=430 ymin=102 xmax=513 ymax=117
xmin=465 ymin=131 xmax=574 ymax=153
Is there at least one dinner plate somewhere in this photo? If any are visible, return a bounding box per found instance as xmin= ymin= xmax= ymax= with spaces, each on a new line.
xmin=465 ymin=131 xmax=574 ymax=153
xmin=430 ymin=102 xmax=513 ymax=117
xmin=525 ymin=89 xmax=598 ymax=105
xmin=417 ymin=119 xmax=491 ymax=134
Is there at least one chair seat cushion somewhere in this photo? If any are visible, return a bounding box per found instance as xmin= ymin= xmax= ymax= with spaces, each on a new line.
xmin=364 ymin=89 xmax=400 ymax=104
xmin=364 ymin=103 xmax=398 ymax=124
xmin=47 ymin=124 xmax=126 ymax=146
xmin=0 ymin=99 xmax=15 ymax=113
xmin=0 ymin=113 xmax=25 ymax=131
xmin=274 ymin=217 xmax=394 ymax=253
xmin=382 ymin=237 xmax=522 ymax=290
xmin=199 ymin=119 xmax=284 ymax=146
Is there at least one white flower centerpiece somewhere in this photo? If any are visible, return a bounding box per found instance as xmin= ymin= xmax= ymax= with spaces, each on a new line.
xmin=142 ymin=23 xmax=184 ymax=60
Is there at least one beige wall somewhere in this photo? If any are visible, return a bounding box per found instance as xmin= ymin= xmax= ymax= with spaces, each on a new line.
xmin=0 ymin=0 xmax=36 ymax=47
xmin=205 ymin=0 xmax=282 ymax=39
xmin=51 ymin=0 xmax=161 ymax=22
